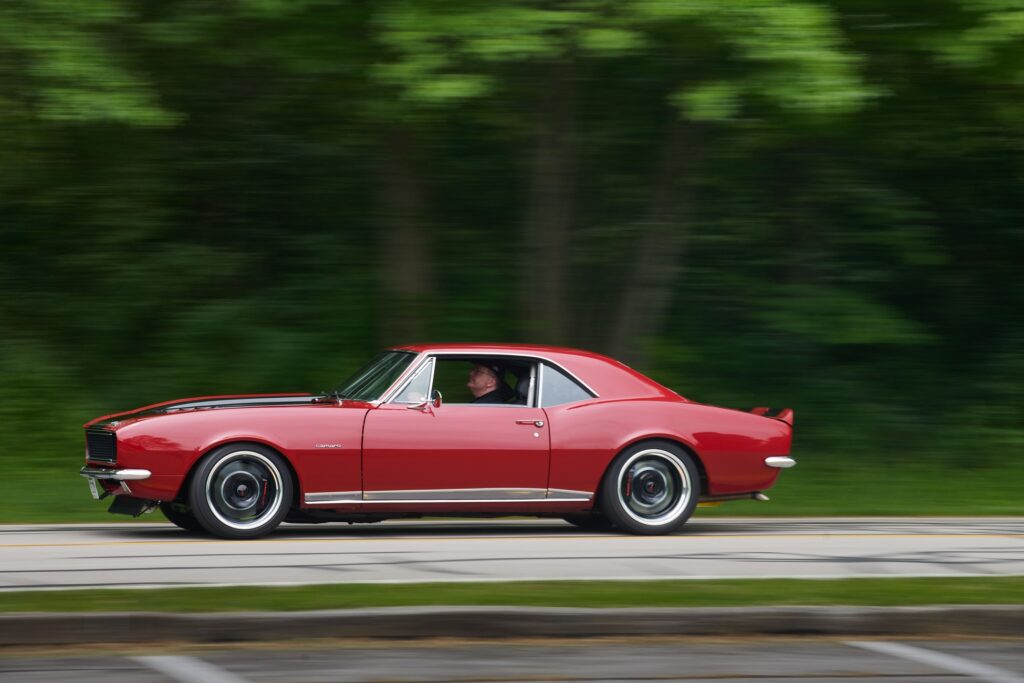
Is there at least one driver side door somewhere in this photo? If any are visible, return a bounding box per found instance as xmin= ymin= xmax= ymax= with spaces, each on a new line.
xmin=361 ymin=357 xmax=550 ymax=500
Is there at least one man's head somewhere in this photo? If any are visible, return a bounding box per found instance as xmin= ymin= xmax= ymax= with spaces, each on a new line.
xmin=467 ymin=361 xmax=505 ymax=398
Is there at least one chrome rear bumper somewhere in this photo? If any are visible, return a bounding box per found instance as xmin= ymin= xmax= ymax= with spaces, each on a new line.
xmin=764 ymin=456 xmax=796 ymax=469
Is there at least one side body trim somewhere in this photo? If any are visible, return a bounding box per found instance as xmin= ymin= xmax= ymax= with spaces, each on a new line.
xmin=546 ymin=488 xmax=592 ymax=501
xmin=304 ymin=487 xmax=594 ymax=506
xmin=364 ymin=487 xmax=547 ymax=501
xmin=304 ymin=491 xmax=362 ymax=504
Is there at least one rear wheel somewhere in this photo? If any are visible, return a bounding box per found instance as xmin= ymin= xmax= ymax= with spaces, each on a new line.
xmin=159 ymin=501 xmax=204 ymax=532
xmin=599 ymin=441 xmax=699 ymax=535
xmin=189 ymin=444 xmax=293 ymax=539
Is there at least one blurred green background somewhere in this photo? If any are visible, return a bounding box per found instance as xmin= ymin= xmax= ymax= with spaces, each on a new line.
xmin=2 ymin=0 xmax=1021 ymax=522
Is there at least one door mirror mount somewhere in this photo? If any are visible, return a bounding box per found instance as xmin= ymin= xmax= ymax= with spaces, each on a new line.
xmin=408 ymin=390 xmax=442 ymax=413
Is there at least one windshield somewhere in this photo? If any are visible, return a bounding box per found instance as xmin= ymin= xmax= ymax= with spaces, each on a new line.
xmin=332 ymin=351 xmax=416 ymax=402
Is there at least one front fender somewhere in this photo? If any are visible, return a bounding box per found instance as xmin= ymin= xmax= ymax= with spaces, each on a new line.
xmin=112 ymin=405 xmax=369 ymax=504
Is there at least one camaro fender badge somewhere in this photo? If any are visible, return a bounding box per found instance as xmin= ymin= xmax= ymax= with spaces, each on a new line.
xmin=314 ymin=443 xmax=344 ymax=449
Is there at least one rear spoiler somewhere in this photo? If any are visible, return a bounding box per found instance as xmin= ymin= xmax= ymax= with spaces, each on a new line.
xmin=749 ymin=407 xmax=794 ymax=427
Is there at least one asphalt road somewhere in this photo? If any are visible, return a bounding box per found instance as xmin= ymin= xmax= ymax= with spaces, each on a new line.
xmin=3 ymin=638 xmax=1023 ymax=682
xmin=1 ymin=517 xmax=1021 ymax=590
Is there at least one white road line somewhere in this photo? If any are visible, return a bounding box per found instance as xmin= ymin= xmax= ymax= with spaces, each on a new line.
xmin=132 ymin=655 xmax=251 ymax=683
xmin=846 ymin=641 xmax=1024 ymax=683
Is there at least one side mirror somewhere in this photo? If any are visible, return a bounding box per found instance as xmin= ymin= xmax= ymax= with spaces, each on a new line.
xmin=409 ymin=390 xmax=442 ymax=412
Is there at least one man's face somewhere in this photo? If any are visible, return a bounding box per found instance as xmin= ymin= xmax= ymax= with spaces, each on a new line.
xmin=467 ymin=364 xmax=497 ymax=398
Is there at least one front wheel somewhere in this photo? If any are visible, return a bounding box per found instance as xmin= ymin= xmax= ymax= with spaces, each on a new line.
xmin=189 ymin=444 xmax=293 ymax=539
xmin=599 ymin=441 xmax=700 ymax=535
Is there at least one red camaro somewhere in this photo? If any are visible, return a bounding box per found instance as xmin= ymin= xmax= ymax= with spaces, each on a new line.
xmin=79 ymin=344 xmax=795 ymax=538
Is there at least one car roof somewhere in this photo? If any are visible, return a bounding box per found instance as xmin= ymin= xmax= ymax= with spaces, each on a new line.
xmin=392 ymin=342 xmax=602 ymax=356
xmin=388 ymin=343 xmax=682 ymax=401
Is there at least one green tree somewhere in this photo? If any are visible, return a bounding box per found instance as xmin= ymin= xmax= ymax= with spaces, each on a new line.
xmin=371 ymin=0 xmax=871 ymax=363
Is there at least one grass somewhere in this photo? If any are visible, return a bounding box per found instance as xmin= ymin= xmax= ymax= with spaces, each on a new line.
xmin=1 ymin=577 xmax=1022 ymax=613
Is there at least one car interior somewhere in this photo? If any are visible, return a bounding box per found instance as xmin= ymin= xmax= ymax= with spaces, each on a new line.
xmin=429 ymin=356 xmax=535 ymax=406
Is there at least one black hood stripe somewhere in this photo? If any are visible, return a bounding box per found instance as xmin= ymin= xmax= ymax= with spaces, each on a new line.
xmin=162 ymin=396 xmax=322 ymax=412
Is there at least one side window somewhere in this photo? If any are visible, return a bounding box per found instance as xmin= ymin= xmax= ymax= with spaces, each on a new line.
xmin=430 ymin=356 xmax=537 ymax=405
xmin=432 ymin=358 xmax=477 ymax=403
xmin=392 ymin=358 xmax=434 ymax=404
xmin=539 ymin=364 xmax=593 ymax=407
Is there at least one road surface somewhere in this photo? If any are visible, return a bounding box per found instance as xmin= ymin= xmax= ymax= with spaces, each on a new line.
xmin=2 ymin=637 xmax=1023 ymax=682
xmin=1 ymin=517 xmax=1021 ymax=590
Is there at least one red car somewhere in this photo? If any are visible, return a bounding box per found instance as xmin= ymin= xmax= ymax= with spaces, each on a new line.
xmin=79 ymin=344 xmax=795 ymax=538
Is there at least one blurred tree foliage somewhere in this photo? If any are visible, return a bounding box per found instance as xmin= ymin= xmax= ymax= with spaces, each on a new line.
xmin=1 ymin=0 xmax=1022 ymax=507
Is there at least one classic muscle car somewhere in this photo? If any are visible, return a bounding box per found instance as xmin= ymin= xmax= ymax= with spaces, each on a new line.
xmin=79 ymin=344 xmax=795 ymax=538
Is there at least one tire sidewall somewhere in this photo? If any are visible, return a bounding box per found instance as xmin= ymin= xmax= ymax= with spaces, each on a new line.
xmin=600 ymin=440 xmax=700 ymax=535
xmin=189 ymin=443 xmax=293 ymax=539
xmin=159 ymin=501 xmax=204 ymax=532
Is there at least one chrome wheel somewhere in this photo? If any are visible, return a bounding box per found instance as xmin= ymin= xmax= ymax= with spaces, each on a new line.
xmin=204 ymin=450 xmax=285 ymax=531
xmin=603 ymin=444 xmax=698 ymax=533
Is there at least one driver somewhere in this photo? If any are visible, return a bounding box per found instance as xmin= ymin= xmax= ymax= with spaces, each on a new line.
xmin=467 ymin=361 xmax=515 ymax=404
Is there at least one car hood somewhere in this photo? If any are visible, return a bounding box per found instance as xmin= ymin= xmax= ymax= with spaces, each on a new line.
xmin=84 ymin=393 xmax=331 ymax=429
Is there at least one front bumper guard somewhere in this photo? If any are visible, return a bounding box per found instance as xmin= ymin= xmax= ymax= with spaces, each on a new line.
xmin=764 ymin=456 xmax=796 ymax=469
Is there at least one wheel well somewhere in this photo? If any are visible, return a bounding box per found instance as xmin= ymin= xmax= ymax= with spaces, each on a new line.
xmin=593 ymin=438 xmax=709 ymax=509
xmin=174 ymin=441 xmax=301 ymax=509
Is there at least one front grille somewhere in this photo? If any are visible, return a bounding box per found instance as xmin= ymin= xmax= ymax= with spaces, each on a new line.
xmin=85 ymin=429 xmax=116 ymax=463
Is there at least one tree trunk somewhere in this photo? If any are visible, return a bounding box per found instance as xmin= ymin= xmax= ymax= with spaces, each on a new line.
xmin=377 ymin=127 xmax=432 ymax=345
xmin=606 ymin=121 xmax=697 ymax=369
xmin=520 ymin=61 xmax=575 ymax=345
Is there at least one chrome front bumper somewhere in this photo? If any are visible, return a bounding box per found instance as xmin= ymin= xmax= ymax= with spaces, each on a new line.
xmin=80 ymin=467 xmax=152 ymax=500
xmin=80 ymin=466 xmax=152 ymax=481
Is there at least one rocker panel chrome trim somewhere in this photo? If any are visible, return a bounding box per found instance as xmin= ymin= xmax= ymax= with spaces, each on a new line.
xmin=356 ymin=498 xmax=589 ymax=505
xmin=547 ymin=489 xmax=593 ymax=500
xmin=304 ymin=491 xmax=362 ymax=504
xmin=303 ymin=487 xmax=594 ymax=505
xmin=365 ymin=488 xmax=547 ymax=501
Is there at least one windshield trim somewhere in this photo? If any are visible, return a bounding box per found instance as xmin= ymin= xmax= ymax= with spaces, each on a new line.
xmin=333 ymin=350 xmax=417 ymax=403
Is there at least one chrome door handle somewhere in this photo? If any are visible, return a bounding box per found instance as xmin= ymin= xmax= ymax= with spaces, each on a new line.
xmin=516 ymin=419 xmax=544 ymax=427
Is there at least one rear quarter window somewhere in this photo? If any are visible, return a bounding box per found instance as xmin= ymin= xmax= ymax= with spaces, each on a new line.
xmin=539 ymin=364 xmax=594 ymax=407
